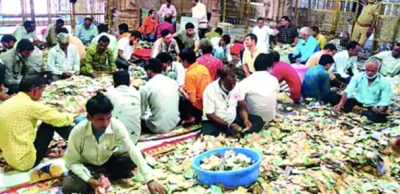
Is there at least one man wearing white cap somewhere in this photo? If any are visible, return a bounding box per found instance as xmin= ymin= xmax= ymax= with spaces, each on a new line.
xmin=47 ymin=33 xmax=80 ymax=81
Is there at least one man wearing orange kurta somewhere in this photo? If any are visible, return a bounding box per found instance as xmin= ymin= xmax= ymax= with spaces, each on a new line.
xmin=179 ymin=49 xmax=212 ymax=125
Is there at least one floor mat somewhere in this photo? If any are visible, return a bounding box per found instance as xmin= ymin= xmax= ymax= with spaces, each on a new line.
xmin=2 ymin=133 xmax=200 ymax=194
xmin=0 ymin=152 xmax=67 ymax=193
xmin=138 ymin=124 xmax=201 ymax=142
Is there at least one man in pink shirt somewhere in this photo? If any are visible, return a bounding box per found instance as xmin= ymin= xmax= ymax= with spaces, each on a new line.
xmin=196 ymin=39 xmax=224 ymax=80
xmin=158 ymin=0 xmax=177 ymax=18
xmin=155 ymin=14 xmax=176 ymax=40
xmin=270 ymin=51 xmax=302 ymax=103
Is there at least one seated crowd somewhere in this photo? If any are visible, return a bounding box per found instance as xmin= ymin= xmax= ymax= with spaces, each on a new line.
xmin=0 ymin=14 xmax=399 ymax=194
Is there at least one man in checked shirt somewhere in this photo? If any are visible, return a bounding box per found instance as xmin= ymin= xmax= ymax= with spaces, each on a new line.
xmin=276 ymin=16 xmax=299 ymax=47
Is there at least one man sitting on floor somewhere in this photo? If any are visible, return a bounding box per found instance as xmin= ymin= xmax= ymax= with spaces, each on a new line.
xmin=368 ymin=42 xmax=400 ymax=77
xmin=241 ymin=54 xmax=279 ymax=123
xmin=328 ymin=31 xmax=350 ymax=52
xmin=201 ymin=68 xmax=264 ymax=136
xmin=174 ymin=22 xmax=199 ymax=52
xmin=156 ymin=52 xmax=185 ymax=87
xmin=74 ymin=17 xmax=98 ymax=45
xmin=213 ymin=34 xmax=233 ymax=63
xmin=91 ymin=24 xmax=118 ymax=60
xmin=117 ymin=30 xmax=142 ymax=70
xmin=62 ymin=92 xmax=166 ymax=194
xmin=331 ymin=41 xmax=361 ymax=85
xmin=151 ymin=29 xmax=180 ymax=59
xmin=141 ymin=59 xmax=180 ymax=134
xmin=302 ymin=54 xmax=340 ymax=105
xmin=47 ymin=33 xmax=80 ymax=81
xmin=0 ymin=35 xmax=17 ymax=52
xmin=311 ymin=26 xmax=327 ymax=50
xmin=179 ymin=49 xmax=212 ymax=125
xmin=81 ymin=36 xmax=116 ymax=77
xmin=306 ymin=43 xmax=337 ymax=68
xmin=155 ymin=14 xmax=176 ymax=40
xmin=270 ymin=51 xmax=302 ymax=104
xmin=0 ymin=39 xmax=43 ymax=94
xmin=105 ymin=71 xmax=141 ymax=144
xmin=242 ymin=33 xmax=266 ymax=77
xmin=0 ymin=74 xmax=74 ymax=171
xmin=334 ymin=58 xmax=392 ymax=123
xmin=289 ymin=27 xmax=319 ymax=64
xmin=139 ymin=9 xmax=158 ymax=41
xmin=197 ymin=39 xmax=224 ymax=81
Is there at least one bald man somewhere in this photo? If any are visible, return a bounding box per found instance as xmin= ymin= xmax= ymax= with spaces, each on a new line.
xmin=334 ymin=59 xmax=392 ymax=123
xmin=352 ymin=0 xmax=381 ymax=46
xmin=288 ymin=27 xmax=320 ymax=64
xmin=329 ymin=31 xmax=350 ymax=52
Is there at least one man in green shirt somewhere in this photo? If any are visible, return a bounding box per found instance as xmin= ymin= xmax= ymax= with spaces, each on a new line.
xmin=205 ymin=27 xmax=222 ymax=41
xmin=81 ymin=36 xmax=116 ymax=77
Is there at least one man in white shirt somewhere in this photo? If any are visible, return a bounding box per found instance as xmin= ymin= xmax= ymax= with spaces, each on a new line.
xmin=117 ymin=30 xmax=143 ymax=70
xmin=141 ymin=59 xmax=180 ymax=134
xmin=47 ymin=33 xmax=80 ymax=81
xmin=151 ymin=29 xmax=180 ymax=59
xmin=0 ymin=35 xmax=17 ymax=52
xmin=331 ymin=41 xmax=361 ymax=84
xmin=12 ymin=21 xmax=40 ymax=43
xmin=91 ymin=24 xmax=118 ymax=60
xmin=369 ymin=43 xmax=400 ymax=77
xmin=201 ymin=68 xmax=264 ymax=136
xmin=241 ymin=53 xmax=279 ymax=123
xmin=62 ymin=93 xmax=166 ymax=194
xmin=191 ymin=0 xmax=208 ymax=39
xmin=105 ymin=71 xmax=141 ymax=144
xmin=156 ymin=52 xmax=185 ymax=86
xmin=252 ymin=17 xmax=278 ymax=52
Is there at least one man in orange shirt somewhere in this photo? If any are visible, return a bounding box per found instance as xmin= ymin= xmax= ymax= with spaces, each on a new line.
xmin=139 ymin=10 xmax=158 ymax=42
xmin=179 ymin=48 xmax=212 ymax=125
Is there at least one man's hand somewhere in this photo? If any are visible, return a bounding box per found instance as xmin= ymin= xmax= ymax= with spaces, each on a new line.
xmin=88 ymin=178 xmax=104 ymax=192
xmin=244 ymin=120 xmax=252 ymax=131
xmin=334 ymin=103 xmax=343 ymax=110
xmin=0 ymin=92 xmax=10 ymax=101
xmin=147 ymin=181 xmax=167 ymax=194
xmin=230 ymin=123 xmax=242 ymax=134
xmin=273 ymin=29 xmax=279 ymax=35
xmin=244 ymin=71 xmax=250 ymax=77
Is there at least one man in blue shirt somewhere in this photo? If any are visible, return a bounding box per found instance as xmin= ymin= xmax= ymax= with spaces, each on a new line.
xmin=334 ymin=58 xmax=392 ymax=123
xmin=289 ymin=27 xmax=319 ymax=64
xmin=302 ymin=54 xmax=340 ymax=105
xmin=74 ymin=17 xmax=99 ymax=45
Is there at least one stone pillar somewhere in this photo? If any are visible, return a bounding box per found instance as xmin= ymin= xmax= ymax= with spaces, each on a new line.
xmin=210 ymin=0 xmax=220 ymax=28
xmin=112 ymin=0 xmax=140 ymax=30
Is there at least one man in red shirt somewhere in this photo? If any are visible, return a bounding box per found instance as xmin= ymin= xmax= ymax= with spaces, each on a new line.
xmin=196 ymin=39 xmax=224 ymax=80
xmin=155 ymin=14 xmax=175 ymax=39
xmin=270 ymin=51 xmax=302 ymax=103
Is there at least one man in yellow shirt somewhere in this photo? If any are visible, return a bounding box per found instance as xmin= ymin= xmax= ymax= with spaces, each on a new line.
xmin=311 ymin=26 xmax=327 ymax=50
xmin=0 ymin=74 xmax=74 ymax=171
xmin=352 ymin=0 xmax=381 ymax=46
